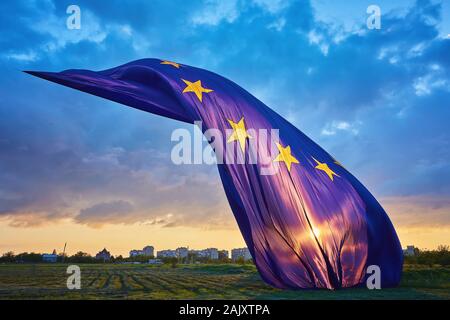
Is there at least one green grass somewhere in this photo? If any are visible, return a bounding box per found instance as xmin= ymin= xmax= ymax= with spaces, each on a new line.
xmin=0 ymin=263 xmax=448 ymax=300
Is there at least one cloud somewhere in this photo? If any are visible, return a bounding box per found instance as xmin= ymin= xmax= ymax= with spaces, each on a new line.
xmin=321 ymin=121 xmax=360 ymax=136
xmin=413 ymin=65 xmax=450 ymax=96
xmin=307 ymin=29 xmax=329 ymax=56
xmin=382 ymin=195 xmax=450 ymax=228
xmin=75 ymin=200 xmax=135 ymax=226
xmin=3 ymin=51 xmax=38 ymax=62
xmin=0 ymin=113 xmax=231 ymax=229
xmin=31 ymin=9 xmax=107 ymax=52
xmin=191 ymin=0 xmax=290 ymax=27
xmin=252 ymin=0 xmax=290 ymax=14
xmin=192 ymin=0 xmax=240 ymax=26
xmin=0 ymin=0 xmax=449 ymax=233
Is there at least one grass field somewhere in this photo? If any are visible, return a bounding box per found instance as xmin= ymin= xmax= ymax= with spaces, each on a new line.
xmin=0 ymin=263 xmax=448 ymax=299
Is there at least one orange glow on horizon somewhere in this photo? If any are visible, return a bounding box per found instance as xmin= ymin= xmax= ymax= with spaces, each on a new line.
xmin=0 ymin=217 xmax=448 ymax=257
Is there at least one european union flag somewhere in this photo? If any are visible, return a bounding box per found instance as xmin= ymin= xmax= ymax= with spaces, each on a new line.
xmin=26 ymin=58 xmax=402 ymax=289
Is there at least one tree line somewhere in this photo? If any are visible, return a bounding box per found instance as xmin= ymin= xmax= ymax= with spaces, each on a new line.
xmin=403 ymin=245 xmax=450 ymax=266
xmin=0 ymin=251 xmax=251 ymax=265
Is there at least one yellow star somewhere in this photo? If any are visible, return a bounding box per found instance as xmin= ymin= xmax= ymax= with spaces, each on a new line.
xmin=181 ymin=79 xmax=213 ymax=102
xmin=160 ymin=60 xmax=180 ymax=68
xmin=313 ymin=158 xmax=339 ymax=181
xmin=227 ymin=117 xmax=252 ymax=152
xmin=273 ymin=143 xmax=300 ymax=172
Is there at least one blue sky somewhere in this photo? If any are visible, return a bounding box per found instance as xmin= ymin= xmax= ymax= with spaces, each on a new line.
xmin=0 ymin=0 xmax=449 ymax=252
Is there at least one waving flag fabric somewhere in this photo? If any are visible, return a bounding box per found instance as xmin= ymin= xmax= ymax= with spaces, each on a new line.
xmin=26 ymin=59 xmax=402 ymax=289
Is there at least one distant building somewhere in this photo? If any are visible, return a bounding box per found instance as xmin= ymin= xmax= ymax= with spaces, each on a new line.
xmin=157 ymin=249 xmax=177 ymax=258
xmin=148 ymin=258 xmax=163 ymax=265
xmin=42 ymin=254 xmax=58 ymax=263
xmin=129 ymin=250 xmax=141 ymax=257
xmin=403 ymin=245 xmax=416 ymax=256
xmin=203 ymin=248 xmax=219 ymax=260
xmin=95 ymin=248 xmax=111 ymax=261
xmin=42 ymin=254 xmax=57 ymax=263
xmin=218 ymin=250 xmax=229 ymax=260
xmin=176 ymin=247 xmax=189 ymax=259
xmin=231 ymin=248 xmax=252 ymax=261
xmin=189 ymin=249 xmax=199 ymax=257
xmin=129 ymin=245 xmax=154 ymax=257
xmin=190 ymin=248 xmax=219 ymax=260
xmin=155 ymin=247 xmax=227 ymax=261
xmin=142 ymin=246 xmax=154 ymax=257
xmin=42 ymin=249 xmax=58 ymax=263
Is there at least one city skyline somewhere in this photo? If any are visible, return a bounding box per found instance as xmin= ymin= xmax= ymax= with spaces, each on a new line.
xmin=0 ymin=231 xmax=430 ymax=258
xmin=2 ymin=240 xmax=252 ymax=259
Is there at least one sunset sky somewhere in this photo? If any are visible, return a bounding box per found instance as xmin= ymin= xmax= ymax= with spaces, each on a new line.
xmin=0 ymin=0 xmax=449 ymax=256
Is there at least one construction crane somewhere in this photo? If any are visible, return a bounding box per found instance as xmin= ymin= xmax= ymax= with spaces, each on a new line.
xmin=62 ymin=242 xmax=67 ymax=263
